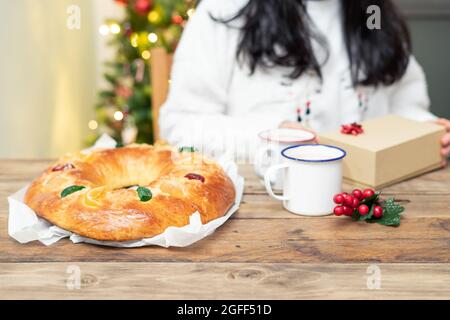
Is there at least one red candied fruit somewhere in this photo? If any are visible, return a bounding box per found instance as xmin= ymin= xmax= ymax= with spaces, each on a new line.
xmin=184 ymin=173 xmax=205 ymax=183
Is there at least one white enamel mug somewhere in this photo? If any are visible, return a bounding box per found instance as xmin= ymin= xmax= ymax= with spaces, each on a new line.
xmin=264 ymin=144 xmax=347 ymax=216
xmin=254 ymin=128 xmax=316 ymax=190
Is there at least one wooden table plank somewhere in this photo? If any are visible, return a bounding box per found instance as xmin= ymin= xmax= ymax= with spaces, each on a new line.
xmin=1 ymin=262 xmax=449 ymax=300
xmin=1 ymin=211 xmax=450 ymax=242
xmin=0 ymin=236 xmax=448 ymax=264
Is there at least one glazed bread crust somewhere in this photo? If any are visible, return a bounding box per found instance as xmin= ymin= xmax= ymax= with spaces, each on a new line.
xmin=24 ymin=144 xmax=236 ymax=241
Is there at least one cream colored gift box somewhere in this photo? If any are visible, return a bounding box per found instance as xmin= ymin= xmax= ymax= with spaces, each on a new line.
xmin=319 ymin=115 xmax=445 ymax=188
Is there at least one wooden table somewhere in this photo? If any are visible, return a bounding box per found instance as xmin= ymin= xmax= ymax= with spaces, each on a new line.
xmin=0 ymin=159 xmax=449 ymax=299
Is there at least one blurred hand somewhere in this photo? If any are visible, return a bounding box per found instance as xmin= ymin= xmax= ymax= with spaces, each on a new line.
xmin=279 ymin=121 xmax=319 ymax=143
xmin=434 ymin=118 xmax=450 ymax=167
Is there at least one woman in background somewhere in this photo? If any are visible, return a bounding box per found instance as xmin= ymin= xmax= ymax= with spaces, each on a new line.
xmin=160 ymin=0 xmax=450 ymax=163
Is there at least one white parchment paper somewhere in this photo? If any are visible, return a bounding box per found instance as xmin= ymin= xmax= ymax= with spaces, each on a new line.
xmin=7 ymin=134 xmax=244 ymax=248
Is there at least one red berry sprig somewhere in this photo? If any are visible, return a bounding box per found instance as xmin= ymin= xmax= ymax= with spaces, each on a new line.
xmin=332 ymin=188 xmax=404 ymax=226
xmin=341 ymin=122 xmax=364 ymax=135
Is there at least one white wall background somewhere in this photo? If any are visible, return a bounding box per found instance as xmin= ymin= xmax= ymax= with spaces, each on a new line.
xmin=0 ymin=0 xmax=122 ymax=158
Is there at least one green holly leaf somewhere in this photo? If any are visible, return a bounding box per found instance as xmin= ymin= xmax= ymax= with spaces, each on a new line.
xmin=137 ymin=186 xmax=152 ymax=202
xmin=351 ymin=210 xmax=360 ymax=221
xmin=374 ymin=198 xmax=404 ymax=227
xmin=178 ymin=146 xmax=197 ymax=153
xmin=61 ymin=185 xmax=85 ymax=198
xmin=384 ymin=198 xmax=405 ymax=215
xmin=116 ymin=142 xmax=124 ymax=148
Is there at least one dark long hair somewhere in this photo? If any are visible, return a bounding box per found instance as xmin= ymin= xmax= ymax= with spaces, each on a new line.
xmin=214 ymin=0 xmax=411 ymax=86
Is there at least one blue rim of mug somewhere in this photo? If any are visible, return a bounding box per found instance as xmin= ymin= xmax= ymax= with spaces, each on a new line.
xmin=281 ymin=144 xmax=347 ymax=163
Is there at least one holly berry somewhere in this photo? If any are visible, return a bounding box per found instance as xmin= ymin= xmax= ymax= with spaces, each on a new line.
xmin=333 ymin=206 xmax=344 ymax=216
xmin=342 ymin=205 xmax=353 ymax=216
xmin=343 ymin=194 xmax=354 ymax=206
xmin=358 ymin=204 xmax=369 ymax=215
xmin=362 ymin=188 xmax=375 ymax=199
xmin=352 ymin=189 xmax=363 ymax=200
xmin=333 ymin=194 xmax=344 ymax=204
xmin=351 ymin=198 xmax=360 ymax=208
xmin=373 ymin=206 xmax=384 ymax=218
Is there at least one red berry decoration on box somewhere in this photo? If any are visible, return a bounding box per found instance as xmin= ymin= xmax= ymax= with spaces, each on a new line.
xmin=332 ymin=188 xmax=405 ymax=226
xmin=341 ymin=122 xmax=364 ymax=136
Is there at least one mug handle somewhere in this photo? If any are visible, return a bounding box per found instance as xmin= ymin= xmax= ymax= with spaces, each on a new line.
xmin=254 ymin=145 xmax=277 ymax=179
xmin=264 ymin=163 xmax=289 ymax=201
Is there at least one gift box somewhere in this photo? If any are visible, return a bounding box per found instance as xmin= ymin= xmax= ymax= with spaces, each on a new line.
xmin=319 ymin=115 xmax=445 ymax=188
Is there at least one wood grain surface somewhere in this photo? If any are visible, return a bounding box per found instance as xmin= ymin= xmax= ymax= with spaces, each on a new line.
xmin=0 ymin=159 xmax=449 ymax=299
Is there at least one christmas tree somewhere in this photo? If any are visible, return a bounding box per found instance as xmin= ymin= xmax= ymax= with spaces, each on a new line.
xmin=87 ymin=0 xmax=197 ymax=146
